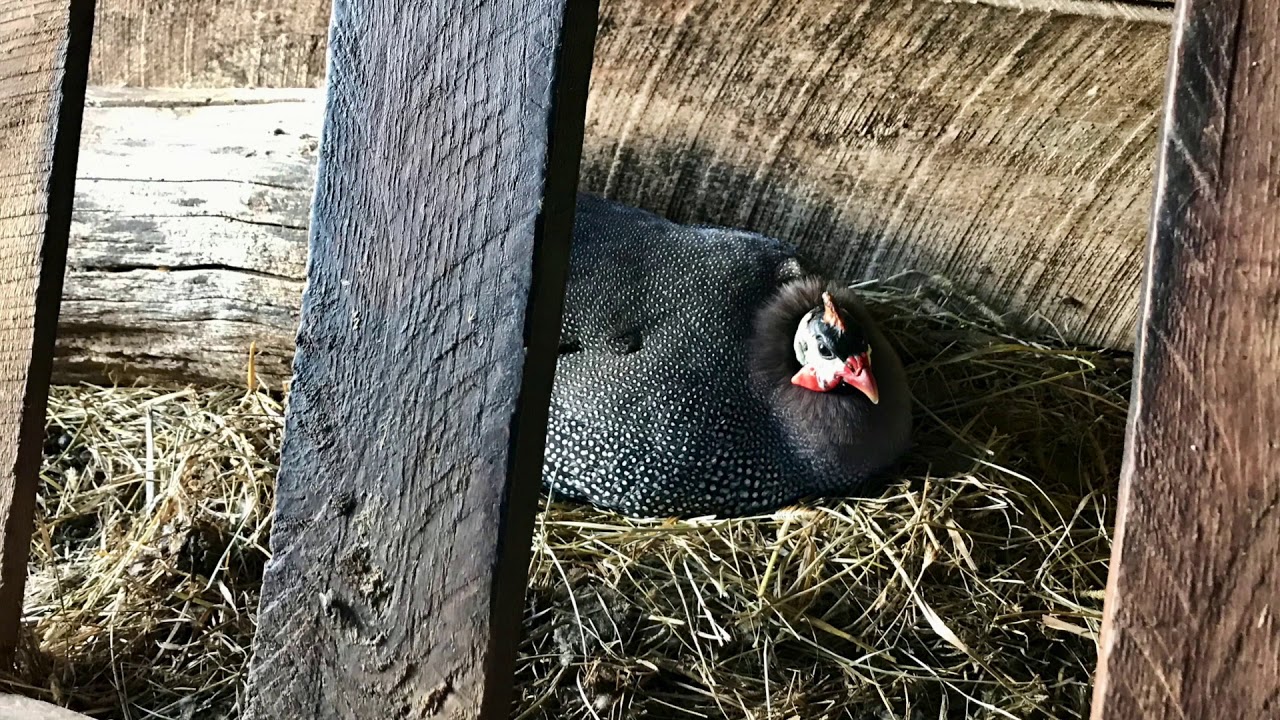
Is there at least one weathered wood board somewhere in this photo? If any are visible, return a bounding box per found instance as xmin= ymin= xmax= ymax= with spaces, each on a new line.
xmin=88 ymin=0 xmax=1172 ymax=88
xmin=62 ymin=89 xmax=315 ymax=386
xmin=80 ymin=0 xmax=1175 ymax=353
xmin=585 ymin=0 xmax=1172 ymax=349
xmin=0 ymin=0 xmax=95 ymax=661
xmin=1091 ymin=0 xmax=1280 ymax=717
xmin=243 ymin=0 xmax=597 ymax=717
xmin=90 ymin=0 xmax=330 ymax=87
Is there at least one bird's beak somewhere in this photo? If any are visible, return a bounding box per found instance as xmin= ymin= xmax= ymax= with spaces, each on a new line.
xmin=836 ymin=353 xmax=879 ymax=405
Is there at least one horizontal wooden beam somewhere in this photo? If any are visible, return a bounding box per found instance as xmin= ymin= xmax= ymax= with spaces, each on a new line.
xmin=59 ymin=89 xmax=316 ymax=387
xmin=1092 ymin=0 xmax=1280 ymax=716
xmin=84 ymin=0 xmax=1172 ymax=91
xmin=242 ymin=0 xmax=598 ymax=716
xmin=0 ymin=0 xmax=95 ymax=662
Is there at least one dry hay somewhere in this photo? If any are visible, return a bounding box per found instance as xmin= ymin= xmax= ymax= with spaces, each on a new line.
xmin=5 ymin=275 xmax=1131 ymax=719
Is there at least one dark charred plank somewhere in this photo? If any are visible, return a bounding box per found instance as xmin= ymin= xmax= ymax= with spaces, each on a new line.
xmin=242 ymin=0 xmax=597 ymax=717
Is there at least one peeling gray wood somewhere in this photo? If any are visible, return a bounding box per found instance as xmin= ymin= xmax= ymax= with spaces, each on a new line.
xmin=60 ymin=89 xmax=317 ymax=387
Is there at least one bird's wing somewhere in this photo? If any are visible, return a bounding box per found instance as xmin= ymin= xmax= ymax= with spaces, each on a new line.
xmin=561 ymin=193 xmax=799 ymax=356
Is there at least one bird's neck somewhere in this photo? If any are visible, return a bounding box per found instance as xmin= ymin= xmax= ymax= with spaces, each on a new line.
xmin=747 ymin=277 xmax=875 ymax=472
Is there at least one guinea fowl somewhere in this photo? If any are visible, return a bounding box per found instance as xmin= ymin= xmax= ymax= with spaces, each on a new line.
xmin=543 ymin=194 xmax=911 ymax=518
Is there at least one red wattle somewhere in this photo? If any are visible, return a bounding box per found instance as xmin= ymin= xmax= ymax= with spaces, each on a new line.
xmin=791 ymin=366 xmax=833 ymax=393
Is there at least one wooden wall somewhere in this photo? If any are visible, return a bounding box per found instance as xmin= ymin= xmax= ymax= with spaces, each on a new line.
xmin=90 ymin=0 xmax=329 ymax=87
xmin=85 ymin=0 xmax=1174 ymax=351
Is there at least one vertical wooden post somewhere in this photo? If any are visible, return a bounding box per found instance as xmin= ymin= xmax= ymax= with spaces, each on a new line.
xmin=0 ymin=0 xmax=95 ymax=662
xmin=244 ymin=1 xmax=597 ymax=717
xmin=1092 ymin=0 xmax=1280 ymax=717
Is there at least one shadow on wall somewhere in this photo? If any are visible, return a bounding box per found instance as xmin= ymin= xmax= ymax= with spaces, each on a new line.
xmin=579 ymin=140 xmax=1104 ymax=345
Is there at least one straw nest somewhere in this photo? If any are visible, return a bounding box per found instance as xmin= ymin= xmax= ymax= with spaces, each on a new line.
xmin=6 ymin=275 xmax=1130 ymax=719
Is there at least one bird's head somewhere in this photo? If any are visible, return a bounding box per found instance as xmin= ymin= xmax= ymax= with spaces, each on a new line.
xmin=790 ymin=292 xmax=879 ymax=404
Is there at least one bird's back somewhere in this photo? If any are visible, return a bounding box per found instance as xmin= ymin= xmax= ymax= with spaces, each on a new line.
xmin=544 ymin=194 xmax=804 ymax=517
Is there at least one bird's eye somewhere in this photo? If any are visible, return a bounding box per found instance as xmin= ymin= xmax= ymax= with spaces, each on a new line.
xmin=817 ymin=343 xmax=834 ymax=359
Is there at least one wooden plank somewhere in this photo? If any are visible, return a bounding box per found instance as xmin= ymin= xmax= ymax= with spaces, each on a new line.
xmin=242 ymin=0 xmax=597 ymax=717
xmin=1091 ymin=0 xmax=1280 ymax=718
xmin=587 ymin=0 xmax=1172 ymax=350
xmin=0 ymin=0 xmax=95 ymax=662
xmin=89 ymin=0 xmax=330 ymax=87
xmin=85 ymin=0 xmax=1170 ymax=88
xmin=60 ymin=89 xmax=316 ymax=386
xmin=82 ymin=0 xmax=1174 ymax=351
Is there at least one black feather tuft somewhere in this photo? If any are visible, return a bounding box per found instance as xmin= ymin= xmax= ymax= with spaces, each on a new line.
xmin=747 ymin=277 xmax=908 ymax=480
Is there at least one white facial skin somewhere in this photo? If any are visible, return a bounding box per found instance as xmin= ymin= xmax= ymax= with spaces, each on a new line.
xmin=793 ymin=310 xmax=848 ymax=390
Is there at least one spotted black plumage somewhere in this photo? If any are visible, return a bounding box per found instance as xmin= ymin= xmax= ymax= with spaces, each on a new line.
xmin=542 ymin=193 xmax=912 ymax=518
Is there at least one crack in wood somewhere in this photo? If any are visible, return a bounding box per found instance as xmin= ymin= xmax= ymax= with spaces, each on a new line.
xmin=74 ymin=261 xmax=304 ymax=283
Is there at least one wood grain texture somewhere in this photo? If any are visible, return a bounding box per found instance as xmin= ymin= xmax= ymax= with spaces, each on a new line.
xmin=85 ymin=0 xmax=1171 ymax=89
xmin=242 ymin=0 xmax=597 ymax=717
xmin=55 ymin=56 xmax=1175 ymax=386
xmin=90 ymin=0 xmax=330 ymax=87
xmin=61 ymin=89 xmax=315 ymax=386
xmin=0 ymin=0 xmax=94 ymax=661
xmin=1091 ymin=0 xmax=1280 ymax=717
xmin=59 ymin=1 xmax=1175 ymax=385
xmin=585 ymin=0 xmax=1172 ymax=350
